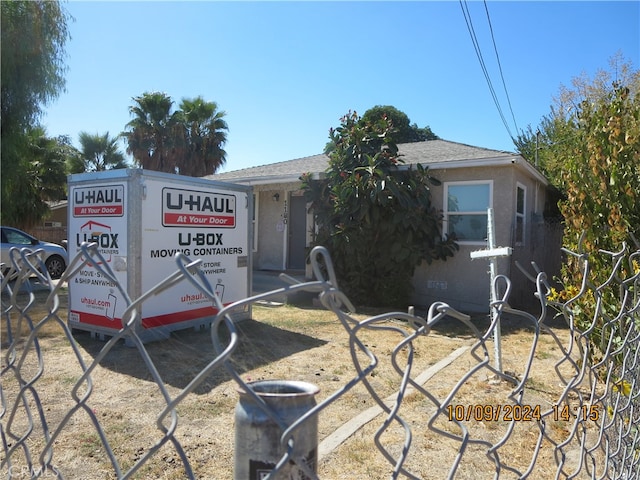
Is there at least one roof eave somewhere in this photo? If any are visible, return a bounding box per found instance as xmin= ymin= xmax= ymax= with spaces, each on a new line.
xmin=217 ymin=174 xmax=305 ymax=186
xmin=213 ymin=155 xmax=549 ymax=187
xmin=414 ymin=156 xmax=548 ymax=186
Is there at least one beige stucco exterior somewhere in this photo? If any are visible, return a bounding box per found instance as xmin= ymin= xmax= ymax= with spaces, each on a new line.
xmin=251 ymin=185 xmax=313 ymax=271
xmin=205 ymin=140 xmax=560 ymax=313
xmin=411 ymin=162 xmax=549 ymax=312
xmin=237 ymin=158 xmax=555 ymax=313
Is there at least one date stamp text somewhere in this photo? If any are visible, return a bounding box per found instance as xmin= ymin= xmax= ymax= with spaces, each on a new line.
xmin=446 ymin=404 xmax=600 ymax=422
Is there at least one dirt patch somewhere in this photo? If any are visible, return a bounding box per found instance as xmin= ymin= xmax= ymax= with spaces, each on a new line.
xmin=2 ymin=288 xmax=604 ymax=479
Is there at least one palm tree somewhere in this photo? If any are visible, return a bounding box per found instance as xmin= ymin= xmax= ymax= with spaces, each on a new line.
xmin=75 ymin=131 xmax=127 ymax=172
xmin=175 ymin=96 xmax=228 ymax=176
xmin=1 ymin=126 xmax=69 ymax=228
xmin=27 ymin=127 xmax=70 ymax=202
xmin=123 ymin=91 xmax=179 ymax=173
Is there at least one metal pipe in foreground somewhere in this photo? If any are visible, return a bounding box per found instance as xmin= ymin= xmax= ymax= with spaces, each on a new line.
xmin=234 ymin=380 xmax=319 ymax=480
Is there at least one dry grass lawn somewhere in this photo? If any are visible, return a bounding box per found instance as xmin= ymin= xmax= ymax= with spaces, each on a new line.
xmin=1 ymin=286 xmax=605 ymax=479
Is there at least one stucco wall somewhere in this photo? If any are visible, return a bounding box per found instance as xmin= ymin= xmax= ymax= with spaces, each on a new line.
xmin=254 ymin=182 xmax=310 ymax=270
xmin=247 ymin=163 xmax=553 ymax=312
xmin=410 ymin=164 xmax=549 ymax=312
xmin=254 ymin=187 xmax=287 ymax=270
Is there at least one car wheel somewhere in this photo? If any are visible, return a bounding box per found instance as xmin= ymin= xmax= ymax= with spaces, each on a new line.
xmin=45 ymin=255 xmax=66 ymax=279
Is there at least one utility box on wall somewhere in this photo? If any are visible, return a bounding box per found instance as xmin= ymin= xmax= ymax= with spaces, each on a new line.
xmin=67 ymin=169 xmax=252 ymax=342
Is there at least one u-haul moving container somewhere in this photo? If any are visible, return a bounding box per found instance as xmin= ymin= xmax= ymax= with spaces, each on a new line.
xmin=67 ymin=169 xmax=252 ymax=342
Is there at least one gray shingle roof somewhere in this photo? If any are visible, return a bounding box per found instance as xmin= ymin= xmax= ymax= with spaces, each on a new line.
xmin=205 ymin=153 xmax=329 ymax=182
xmin=394 ymin=139 xmax=514 ymax=163
xmin=205 ymin=139 xmax=519 ymax=183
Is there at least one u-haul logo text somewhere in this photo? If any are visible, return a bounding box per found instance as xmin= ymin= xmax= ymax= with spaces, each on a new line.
xmin=73 ymin=185 xmax=124 ymax=217
xmin=162 ymin=187 xmax=236 ymax=228
xmin=76 ymin=220 xmax=119 ymax=263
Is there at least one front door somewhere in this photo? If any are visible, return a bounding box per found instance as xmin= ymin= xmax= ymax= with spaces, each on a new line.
xmin=287 ymin=195 xmax=307 ymax=270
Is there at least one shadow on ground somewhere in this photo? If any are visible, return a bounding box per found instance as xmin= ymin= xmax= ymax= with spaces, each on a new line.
xmin=73 ymin=318 xmax=327 ymax=394
xmin=409 ymin=306 xmax=573 ymax=340
xmin=422 ymin=312 xmax=569 ymax=338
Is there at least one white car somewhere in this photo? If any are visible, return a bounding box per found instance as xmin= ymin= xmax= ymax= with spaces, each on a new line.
xmin=1 ymin=226 xmax=68 ymax=279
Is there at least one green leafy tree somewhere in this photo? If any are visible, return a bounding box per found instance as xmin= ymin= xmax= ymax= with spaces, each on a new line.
xmin=175 ymin=96 xmax=228 ymax=176
xmin=360 ymin=105 xmax=439 ymax=143
xmin=513 ymin=110 xmax=573 ymax=183
xmin=123 ymin=92 xmax=228 ymax=176
xmin=1 ymin=0 xmax=69 ymax=133
xmin=539 ymin=65 xmax=640 ymax=363
xmin=71 ymin=132 xmax=128 ymax=173
xmin=515 ymin=55 xmax=640 ymax=190
xmin=324 ymin=105 xmax=438 ymax=155
xmin=1 ymin=0 xmax=71 ymax=226
xmin=303 ymin=111 xmax=457 ymax=308
xmin=559 ymin=83 xmax=639 ymax=254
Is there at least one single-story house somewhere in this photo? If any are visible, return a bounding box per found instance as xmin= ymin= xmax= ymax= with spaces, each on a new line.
xmin=36 ymin=139 xmax=560 ymax=312
xmin=205 ymin=139 xmax=562 ymax=312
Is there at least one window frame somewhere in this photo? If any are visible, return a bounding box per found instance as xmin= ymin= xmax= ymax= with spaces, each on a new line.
xmin=252 ymin=193 xmax=259 ymax=252
xmin=443 ymin=180 xmax=493 ymax=245
xmin=514 ymin=182 xmax=526 ymax=246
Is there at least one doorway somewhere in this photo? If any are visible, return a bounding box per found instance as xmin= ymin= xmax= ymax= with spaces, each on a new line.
xmin=287 ymin=195 xmax=307 ymax=270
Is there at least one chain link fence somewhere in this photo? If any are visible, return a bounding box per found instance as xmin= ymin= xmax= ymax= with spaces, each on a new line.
xmin=2 ymin=242 xmax=639 ymax=479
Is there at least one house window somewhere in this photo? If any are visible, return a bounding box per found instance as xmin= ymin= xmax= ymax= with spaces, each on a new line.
xmin=444 ymin=181 xmax=492 ymax=243
xmin=252 ymin=193 xmax=258 ymax=252
xmin=515 ymin=183 xmax=526 ymax=246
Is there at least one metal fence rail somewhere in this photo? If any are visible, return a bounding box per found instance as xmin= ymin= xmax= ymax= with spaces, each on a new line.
xmin=1 ymin=242 xmax=639 ymax=479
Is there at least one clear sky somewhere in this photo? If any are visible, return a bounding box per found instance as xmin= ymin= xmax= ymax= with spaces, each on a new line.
xmin=42 ymin=1 xmax=639 ymax=173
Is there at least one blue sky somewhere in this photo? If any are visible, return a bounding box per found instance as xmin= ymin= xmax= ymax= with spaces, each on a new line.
xmin=42 ymin=1 xmax=639 ymax=173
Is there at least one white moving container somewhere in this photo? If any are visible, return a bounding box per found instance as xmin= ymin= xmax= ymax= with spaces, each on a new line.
xmin=67 ymin=169 xmax=252 ymax=342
